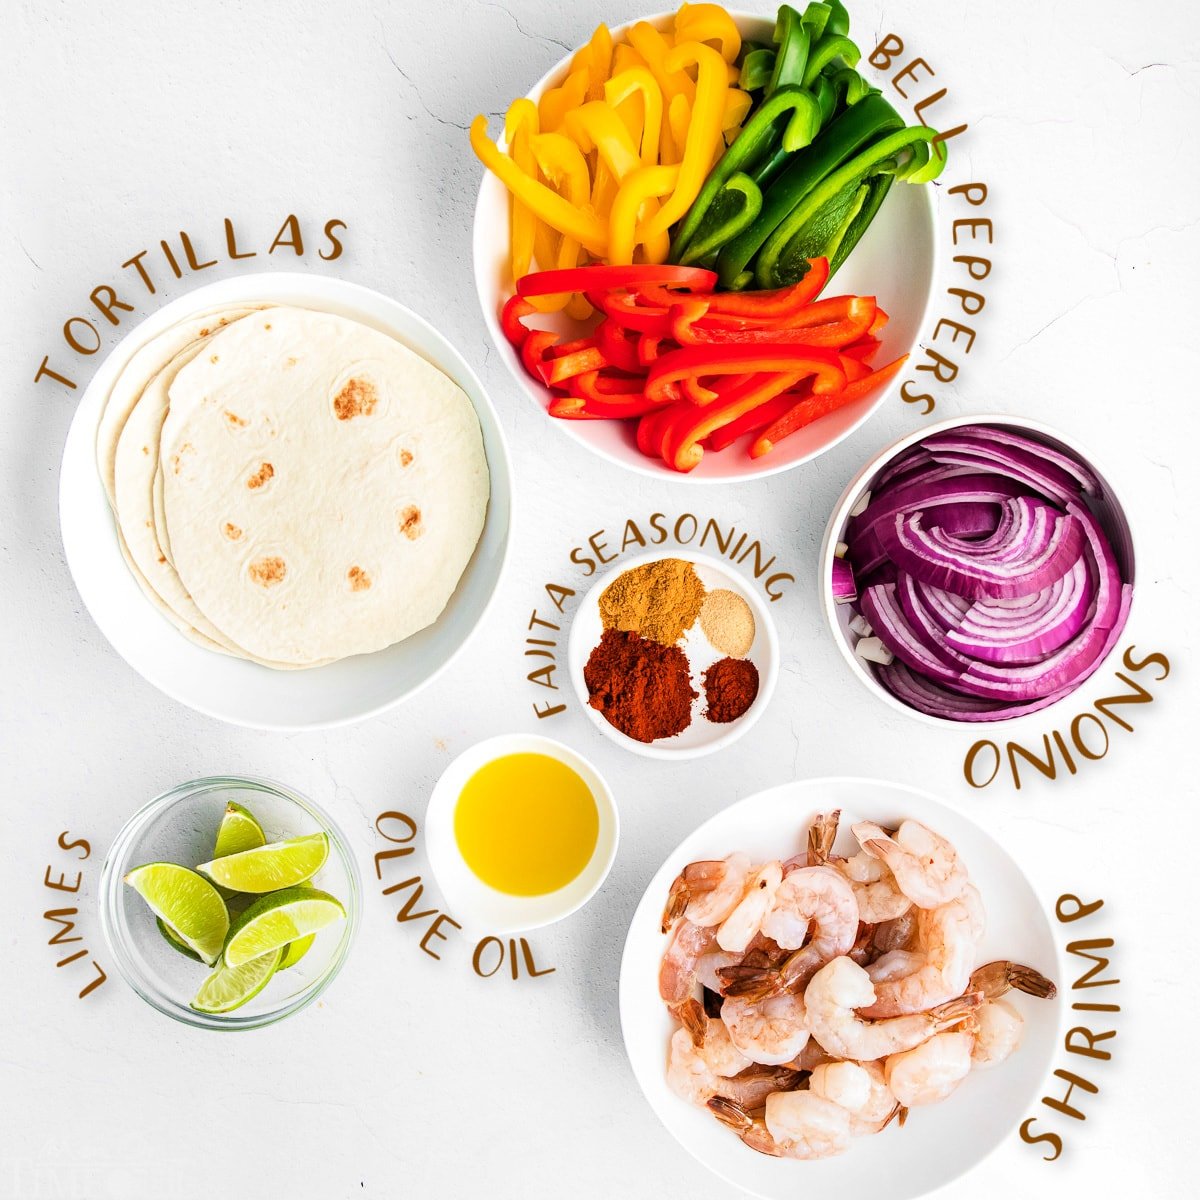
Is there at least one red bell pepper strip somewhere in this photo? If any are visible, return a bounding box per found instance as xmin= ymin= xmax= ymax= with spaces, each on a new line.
xmin=595 ymin=318 xmax=643 ymax=374
xmin=538 ymin=344 xmax=607 ymax=387
xmin=636 ymin=404 xmax=681 ymax=459
xmin=842 ymin=336 xmax=881 ymax=363
xmin=646 ymin=344 xmax=845 ymax=405
xmin=637 ymin=333 xmax=670 ymax=367
xmin=681 ymin=376 xmax=719 ymax=405
xmin=661 ymin=372 xmax=807 ymax=472
xmin=521 ymin=330 xmax=559 ymax=384
xmin=705 ymin=388 xmax=805 ymax=452
xmin=750 ymin=355 xmax=907 ymax=458
xmin=517 ymin=263 xmax=716 ymax=297
xmin=551 ymin=390 xmax=661 ymax=419
xmin=702 ymin=258 xmax=829 ymax=318
xmin=592 ymin=290 xmax=673 ymax=334
xmin=500 ymin=294 xmax=537 ymax=347
xmin=673 ymin=297 xmax=877 ymax=349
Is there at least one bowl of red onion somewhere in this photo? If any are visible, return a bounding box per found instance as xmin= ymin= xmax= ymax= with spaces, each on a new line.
xmin=821 ymin=415 xmax=1136 ymax=724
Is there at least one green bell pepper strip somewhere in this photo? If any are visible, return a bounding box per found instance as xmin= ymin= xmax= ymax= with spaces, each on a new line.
xmin=715 ymin=92 xmax=904 ymax=289
xmin=802 ymin=34 xmax=860 ymax=87
xmin=671 ymin=86 xmax=825 ymax=263
xmin=823 ymin=0 xmax=850 ymax=36
xmin=754 ymin=124 xmax=940 ymax=288
xmin=799 ymin=2 xmax=831 ymax=39
xmin=739 ymin=48 xmax=776 ymax=91
xmin=765 ymin=6 xmax=810 ymax=97
xmin=675 ymin=174 xmax=763 ymax=266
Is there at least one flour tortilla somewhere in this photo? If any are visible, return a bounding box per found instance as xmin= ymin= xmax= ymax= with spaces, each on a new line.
xmin=96 ymin=306 xmax=260 ymax=509
xmin=159 ymin=306 xmax=489 ymax=665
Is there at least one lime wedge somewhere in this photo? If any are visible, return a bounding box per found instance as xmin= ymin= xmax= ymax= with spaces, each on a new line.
xmin=213 ymin=801 xmax=266 ymax=859
xmin=125 ymin=863 xmax=229 ymax=966
xmin=156 ymin=916 xmax=203 ymax=962
xmin=225 ymin=886 xmax=345 ymax=968
xmin=196 ymin=833 xmax=329 ymax=894
xmin=190 ymin=946 xmax=283 ymax=1014
xmin=278 ymin=933 xmax=316 ymax=971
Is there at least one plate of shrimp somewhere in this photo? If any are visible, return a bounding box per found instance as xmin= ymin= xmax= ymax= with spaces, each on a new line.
xmin=618 ymin=777 xmax=1062 ymax=1200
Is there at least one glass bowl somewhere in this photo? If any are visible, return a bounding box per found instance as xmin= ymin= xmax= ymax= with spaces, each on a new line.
xmin=99 ymin=776 xmax=360 ymax=1030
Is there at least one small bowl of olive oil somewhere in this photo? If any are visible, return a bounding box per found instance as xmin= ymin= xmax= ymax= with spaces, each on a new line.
xmin=424 ymin=734 xmax=619 ymax=933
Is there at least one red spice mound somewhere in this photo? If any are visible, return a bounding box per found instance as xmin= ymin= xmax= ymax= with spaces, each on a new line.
xmin=583 ymin=628 xmax=697 ymax=743
xmin=703 ymin=657 xmax=760 ymax=724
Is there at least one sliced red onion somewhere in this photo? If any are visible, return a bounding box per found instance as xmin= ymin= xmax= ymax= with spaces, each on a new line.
xmin=839 ymin=425 xmax=1132 ymax=720
xmin=832 ymin=557 xmax=857 ymax=604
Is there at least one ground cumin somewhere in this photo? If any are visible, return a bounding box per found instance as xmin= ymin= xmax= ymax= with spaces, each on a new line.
xmin=703 ymin=657 xmax=760 ymax=724
xmin=583 ymin=628 xmax=697 ymax=743
xmin=598 ymin=558 xmax=706 ymax=647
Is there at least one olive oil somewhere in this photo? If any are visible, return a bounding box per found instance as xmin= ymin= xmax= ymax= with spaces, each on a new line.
xmin=454 ymin=753 xmax=598 ymax=896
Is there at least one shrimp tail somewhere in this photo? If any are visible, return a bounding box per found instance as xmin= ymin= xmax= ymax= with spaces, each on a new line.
xmin=930 ymin=990 xmax=983 ymax=1032
xmin=661 ymin=874 xmax=689 ymax=933
xmin=707 ymin=1096 xmax=781 ymax=1156
xmin=880 ymin=1101 xmax=903 ymax=1131
xmin=897 ymin=1105 xmax=910 ymax=1127
xmin=717 ymin=963 xmax=785 ymax=1003
xmin=807 ymin=809 xmax=841 ymax=865
xmin=970 ymin=960 xmax=1058 ymax=1001
xmin=674 ymin=996 xmax=707 ymax=1047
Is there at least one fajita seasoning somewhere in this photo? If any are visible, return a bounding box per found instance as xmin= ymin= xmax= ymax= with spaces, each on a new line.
xmin=598 ymin=558 xmax=705 ymax=647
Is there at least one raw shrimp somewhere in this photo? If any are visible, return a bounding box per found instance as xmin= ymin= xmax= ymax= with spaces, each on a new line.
xmin=972 ymin=999 xmax=1024 ymax=1068
xmin=721 ymin=989 xmax=810 ymax=1066
xmin=717 ymin=861 xmax=783 ymax=952
xmin=720 ymin=866 xmax=858 ymax=1001
xmin=852 ymin=819 xmax=968 ymax=908
xmin=839 ymin=850 xmax=913 ymax=923
xmin=667 ymin=1028 xmax=800 ymax=1107
xmin=675 ymin=998 xmax=752 ymax=1072
xmin=874 ymin=909 xmax=919 ymax=954
xmin=709 ymin=1091 xmax=852 ymax=1160
xmin=659 ymin=919 xmax=716 ymax=1008
xmin=662 ymin=852 xmax=753 ymax=932
xmin=885 ymin=1030 xmax=975 ymax=1106
xmin=857 ymin=885 xmax=985 ymax=1019
xmin=803 ymin=957 xmax=981 ymax=1062
xmin=809 ymin=1060 xmax=900 ymax=1136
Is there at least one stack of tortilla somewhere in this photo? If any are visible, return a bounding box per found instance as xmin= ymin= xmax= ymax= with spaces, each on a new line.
xmin=96 ymin=303 xmax=489 ymax=669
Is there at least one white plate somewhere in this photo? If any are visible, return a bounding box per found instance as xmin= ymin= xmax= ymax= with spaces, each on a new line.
xmin=59 ymin=273 xmax=512 ymax=730
xmin=472 ymin=11 xmax=937 ymax=483
xmin=567 ymin=550 xmax=779 ymax=759
xmin=619 ymin=777 xmax=1063 ymax=1200
xmin=424 ymin=733 xmax=619 ymax=934
xmin=819 ymin=414 xmax=1137 ymax=727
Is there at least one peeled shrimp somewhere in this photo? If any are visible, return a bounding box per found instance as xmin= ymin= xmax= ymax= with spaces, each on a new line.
xmin=662 ymin=853 xmax=753 ymax=932
xmin=885 ymin=1030 xmax=975 ymax=1106
xmin=709 ymin=1091 xmax=852 ymax=1160
xmin=717 ymin=861 xmax=783 ymax=953
xmin=720 ymin=866 xmax=858 ymax=1001
xmin=857 ymin=884 xmax=985 ymax=1019
xmin=853 ymin=819 xmax=968 ymax=908
xmin=839 ymin=850 xmax=913 ymax=923
xmin=667 ymin=1027 xmax=800 ymax=1108
xmin=803 ymin=957 xmax=981 ymax=1062
xmin=967 ymin=960 xmax=1056 ymax=1069
xmin=809 ymin=1060 xmax=900 ymax=1136
xmin=721 ymin=989 xmax=810 ymax=1066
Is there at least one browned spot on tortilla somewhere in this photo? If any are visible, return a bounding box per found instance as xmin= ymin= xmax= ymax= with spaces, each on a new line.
xmin=157 ymin=555 xmax=166 ymax=564
xmin=264 ymin=322 xmax=272 ymax=330
xmin=170 ymin=442 xmax=194 ymax=475
xmin=285 ymin=356 xmax=298 ymax=368
xmin=247 ymin=462 xmax=274 ymax=489
xmin=399 ymin=505 xmax=423 ymax=540
xmin=333 ymin=377 xmax=378 ymax=421
xmin=142 ymin=445 xmax=150 ymax=455
xmin=400 ymin=449 xmax=413 ymax=467
xmin=199 ymin=326 xmax=211 ymax=337
xmin=211 ymin=354 xmax=220 ymax=364
xmin=224 ymin=410 xmax=247 ymax=428
xmin=249 ymin=556 xmax=286 ymax=587
xmin=347 ymin=565 xmax=372 ymax=592
xmin=223 ymin=522 xmax=243 ymax=541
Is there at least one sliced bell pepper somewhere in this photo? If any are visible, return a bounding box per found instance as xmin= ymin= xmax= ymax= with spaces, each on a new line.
xmin=750 ymin=354 xmax=906 ymax=457
xmin=504 ymin=100 xmax=540 ymax=283
xmin=627 ymin=21 xmax=696 ymax=105
xmin=739 ymin=47 xmax=776 ymax=92
xmin=500 ymin=294 xmax=537 ymax=347
xmin=679 ymin=297 xmax=876 ymax=347
xmin=538 ymin=344 xmax=607 ymax=387
xmin=596 ymin=318 xmax=644 ymax=374
xmin=674 ymin=3 xmax=742 ymax=63
xmin=705 ymin=388 xmax=803 ymax=452
xmin=645 ymin=343 xmax=845 ymax=404
xmin=608 ymin=164 xmax=679 ymax=265
xmin=538 ymin=68 xmax=589 ymax=134
xmin=636 ymin=403 xmax=683 ymax=459
xmin=521 ymin=330 xmax=559 ymax=383
xmin=765 ymin=5 xmax=810 ymax=96
xmin=517 ymin=264 xmax=716 ymax=297
xmin=605 ymin=68 xmax=664 ymax=167
xmin=695 ymin=256 xmax=829 ymax=319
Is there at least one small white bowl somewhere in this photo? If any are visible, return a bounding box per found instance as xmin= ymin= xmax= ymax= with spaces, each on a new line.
xmin=59 ymin=272 xmax=513 ymax=731
xmin=424 ymin=734 xmax=619 ymax=934
xmin=471 ymin=11 xmax=937 ymax=484
xmin=819 ymin=414 xmax=1137 ymax=727
xmin=567 ymin=550 xmax=779 ymax=759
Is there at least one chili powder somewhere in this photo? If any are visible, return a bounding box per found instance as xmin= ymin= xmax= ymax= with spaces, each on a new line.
xmin=583 ymin=628 xmax=697 ymax=743
xmin=703 ymin=657 xmax=760 ymax=723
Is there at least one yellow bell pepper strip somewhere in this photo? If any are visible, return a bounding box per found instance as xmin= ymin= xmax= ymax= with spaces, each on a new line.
xmin=722 ymin=89 xmax=753 ymax=133
xmin=530 ymin=131 xmax=597 ymax=312
xmin=564 ymin=102 xmax=642 ymax=182
xmin=644 ymin=343 xmax=845 ymax=405
xmin=627 ymin=22 xmax=696 ymax=105
xmin=539 ymin=68 xmax=589 ymax=133
xmin=750 ymin=354 xmax=905 ymax=458
xmin=639 ymin=41 xmax=728 ymax=243
xmin=673 ymin=3 xmax=742 ymax=63
xmin=608 ymin=164 xmax=678 ymax=265
xmin=604 ymin=68 xmax=663 ymax=167
xmin=504 ymin=100 xmax=540 ymax=282
xmin=666 ymin=94 xmax=692 ymax=168
xmin=470 ymin=116 xmax=607 ymax=257
xmin=662 ymin=371 xmax=807 ymax=471
xmin=586 ymin=24 xmax=614 ymax=101
xmin=611 ymin=42 xmax=647 ymax=75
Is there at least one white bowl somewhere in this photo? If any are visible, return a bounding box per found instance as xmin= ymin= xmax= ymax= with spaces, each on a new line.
xmin=819 ymin=414 xmax=1136 ymax=727
xmin=424 ymin=734 xmax=619 ymax=933
xmin=619 ymin=776 xmax=1064 ymax=1200
xmin=567 ymin=550 xmax=779 ymax=760
xmin=472 ymin=11 xmax=937 ymax=483
xmin=59 ymin=272 xmax=512 ymax=730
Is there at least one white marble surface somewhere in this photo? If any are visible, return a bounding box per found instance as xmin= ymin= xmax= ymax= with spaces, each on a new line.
xmin=1 ymin=0 xmax=1197 ymax=1196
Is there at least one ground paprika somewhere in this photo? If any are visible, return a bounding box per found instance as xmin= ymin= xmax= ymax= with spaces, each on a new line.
xmin=702 ymin=657 xmax=760 ymax=723
xmin=583 ymin=628 xmax=697 ymax=743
